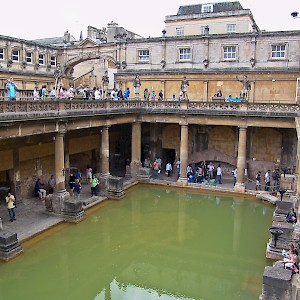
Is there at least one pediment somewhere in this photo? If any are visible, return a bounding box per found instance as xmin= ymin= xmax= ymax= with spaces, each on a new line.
xmin=78 ymin=38 xmax=98 ymax=47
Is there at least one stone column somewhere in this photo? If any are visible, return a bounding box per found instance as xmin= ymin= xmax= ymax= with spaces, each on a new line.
xmin=55 ymin=132 xmax=66 ymax=191
xmin=234 ymin=126 xmax=247 ymax=192
xmin=101 ymin=126 xmax=110 ymax=176
xmin=203 ymin=81 xmax=208 ymax=102
xmin=177 ymin=123 xmax=188 ymax=186
xmin=11 ymin=149 xmax=21 ymax=200
xmin=293 ymin=118 xmax=300 ymax=237
xmin=130 ymin=121 xmax=142 ymax=178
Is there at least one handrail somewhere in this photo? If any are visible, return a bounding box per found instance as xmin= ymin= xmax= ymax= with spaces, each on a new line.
xmin=0 ymin=99 xmax=297 ymax=122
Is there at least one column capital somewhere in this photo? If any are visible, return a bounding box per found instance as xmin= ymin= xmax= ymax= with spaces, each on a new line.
xmin=238 ymin=125 xmax=248 ymax=130
xmin=179 ymin=121 xmax=188 ymax=126
xmin=57 ymin=121 xmax=67 ymax=134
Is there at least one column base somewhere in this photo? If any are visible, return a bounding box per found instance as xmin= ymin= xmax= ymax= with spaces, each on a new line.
xmin=177 ymin=177 xmax=188 ymax=187
xmin=234 ymin=183 xmax=245 ymax=193
xmin=108 ymin=176 xmax=125 ymax=200
xmin=61 ymin=200 xmax=85 ymax=223
xmin=45 ymin=190 xmax=70 ymax=214
xmin=0 ymin=230 xmax=23 ymax=261
xmin=130 ymin=161 xmax=142 ymax=179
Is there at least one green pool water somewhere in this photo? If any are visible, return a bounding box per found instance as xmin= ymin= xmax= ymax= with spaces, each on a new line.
xmin=0 ymin=185 xmax=274 ymax=300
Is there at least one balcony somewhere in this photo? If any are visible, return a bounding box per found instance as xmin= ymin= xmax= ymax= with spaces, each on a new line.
xmin=0 ymin=99 xmax=298 ymax=123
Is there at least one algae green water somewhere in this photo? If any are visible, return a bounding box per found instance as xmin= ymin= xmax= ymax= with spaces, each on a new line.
xmin=0 ymin=185 xmax=274 ymax=300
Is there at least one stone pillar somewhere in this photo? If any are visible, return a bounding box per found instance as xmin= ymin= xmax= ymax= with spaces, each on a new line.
xmin=11 ymin=149 xmax=21 ymax=201
xmin=55 ymin=132 xmax=66 ymax=191
xmin=177 ymin=123 xmax=188 ymax=186
xmin=203 ymin=81 xmax=208 ymax=102
xmin=64 ymin=136 xmax=70 ymax=186
xmin=101 ymin=126 xmax=110 ymax=176
xmin=249 ymin=80 xmax=255 ymax=103
xmin=130 ymin=121 xmax=141 ymax=178
xmin=293 ymin=118 xmax=300 ymax=236
xmin=234 ymin=126 xmax=247 ymax=193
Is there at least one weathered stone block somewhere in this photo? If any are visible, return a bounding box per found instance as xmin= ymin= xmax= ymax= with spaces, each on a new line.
xmin=261 ymin=267 xmax=293 ymax=300
xmin=281 ymin=174 xmax=295 ymax=191
xmin=0 ymin=230 xmax=23 ymax=261
xmin=108 ymin=176 xmax=125 ymax=199
xmin=46 ymin=191 xmax=70 ymax=214
xmin=61 ymin=199 xmax=84 ymax=223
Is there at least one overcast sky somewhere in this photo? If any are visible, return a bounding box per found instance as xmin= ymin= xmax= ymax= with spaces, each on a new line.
xmin=2 ymin=0 xmax=300 ymax=40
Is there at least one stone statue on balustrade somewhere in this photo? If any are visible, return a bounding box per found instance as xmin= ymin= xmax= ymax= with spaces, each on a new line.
xmin=133 ymin=74 xmax=141 ymax=98
xmin=102 ymin=71 xmax=109 ymax=97
xmin=237 ymin=75 xmax=251 ymax=101
xmin=180 ymin=76 xmax=189 ymax=100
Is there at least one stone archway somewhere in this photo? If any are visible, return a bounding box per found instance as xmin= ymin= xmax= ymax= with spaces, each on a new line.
xmin=60 ymin=52 xmax=117 ymax=89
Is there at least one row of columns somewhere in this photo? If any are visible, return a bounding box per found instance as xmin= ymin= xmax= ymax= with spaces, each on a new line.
xmin=53 ymin=125 xmax=111 ymax=192
xmin=52 ymin=122 xmax=248 ymax=191
xmin=177 ymin=123 xmax=247 ymax=191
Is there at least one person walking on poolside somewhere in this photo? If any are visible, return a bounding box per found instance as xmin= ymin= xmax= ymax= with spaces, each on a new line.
xmin=256 ymin=171 xmax=261 ymax=191
xmin=153 ymin=159 xmax=159 ymax=179
xmin=265 ymin=169 xmax=271 ymax=191
xmin=90 ymin=174 xmax=99 ymax=197
xmin=216 ymin=164 xmax=222 ymax=184
xmin=166 ymin=162 xmax=172 ymax=177
xmin=73 ymin=178 xmax=82 ymax=201
xmin=175 ymin=158 xmax=181 ymax=178
xmin=6 ymin=192 xmax=16 ymax=222
xmin=207 ymin=162 xmax=214 ymax=180
xmin=233 ymin=167 xmax=237 ymax=186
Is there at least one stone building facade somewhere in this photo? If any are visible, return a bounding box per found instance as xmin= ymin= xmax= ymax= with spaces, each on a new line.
xmin=0 ymin=1 xmax=298 ymax=199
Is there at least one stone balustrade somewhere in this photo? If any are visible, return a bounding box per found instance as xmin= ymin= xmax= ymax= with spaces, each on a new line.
xmin=0 ymin=99 xmax=298 ymax=122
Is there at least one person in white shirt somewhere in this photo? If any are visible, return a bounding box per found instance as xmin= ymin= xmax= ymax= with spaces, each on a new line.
xmin=216 ymin=164 xmax=222 ymax=184
xmin=207 ymin=162 xmax=214 ymax=180
xmin=233 ymin=168 xmax=237 ymax=186
xmin=94 ymin=88 xmax=101 ymax=100
xmin=166 ymin=162 xmax=172 ymax=177
xmin=49 ymin=87 xmax=56 ymax=100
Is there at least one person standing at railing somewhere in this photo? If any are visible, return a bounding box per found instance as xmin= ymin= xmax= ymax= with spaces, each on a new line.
xmin=5 ymin=77 xmax=18 ymax=100
xmin=124 ymin=87 xmax=130 ymax=99
xmin=33 ymin=87 xmax=40 ymax=100
xmin=41 ymin=85 xmax=48 ymax=100
xmin=49 ymin=87 xmax=56 ymax=100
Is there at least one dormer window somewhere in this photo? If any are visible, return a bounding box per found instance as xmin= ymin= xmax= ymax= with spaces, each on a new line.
xmin=202 ymin=4 xmax=213 ymax=13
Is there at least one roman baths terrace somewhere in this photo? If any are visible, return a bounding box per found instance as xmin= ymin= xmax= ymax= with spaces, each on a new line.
xmin=0 ymin=1 xmax=300 ymax=299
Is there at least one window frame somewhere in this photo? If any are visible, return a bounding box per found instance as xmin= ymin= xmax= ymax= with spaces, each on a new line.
xmin=26 ymin=52 xmax=33 ymax=64
xmin=201 ymin=4 xmax=214 ymax=13
xmin=0 ymin=48 xmax=4 ymax=61
xmin=137 ymin=49 xmax=150 ymax=63
xmin=178 ymin=47 xmax=192 ymax=62
xmin=50 ymin=56 xmax=56 ymax=66
xmin=12 ymin=49 xmax=19 ymax=62
xmin=271 ymin=44 xmax=287 ymax=60
xmin=176 ymin=27 xmax=184 ymax=36
xmin=227 ymin=24 xmax=236 ymax=33
xmin=38 ymin=53 xmax=45 ymax=65
xmin=223 ymin=45 xmax=237 ymax=61
xmin=200 ymin=26 xmax=207 ymax=35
